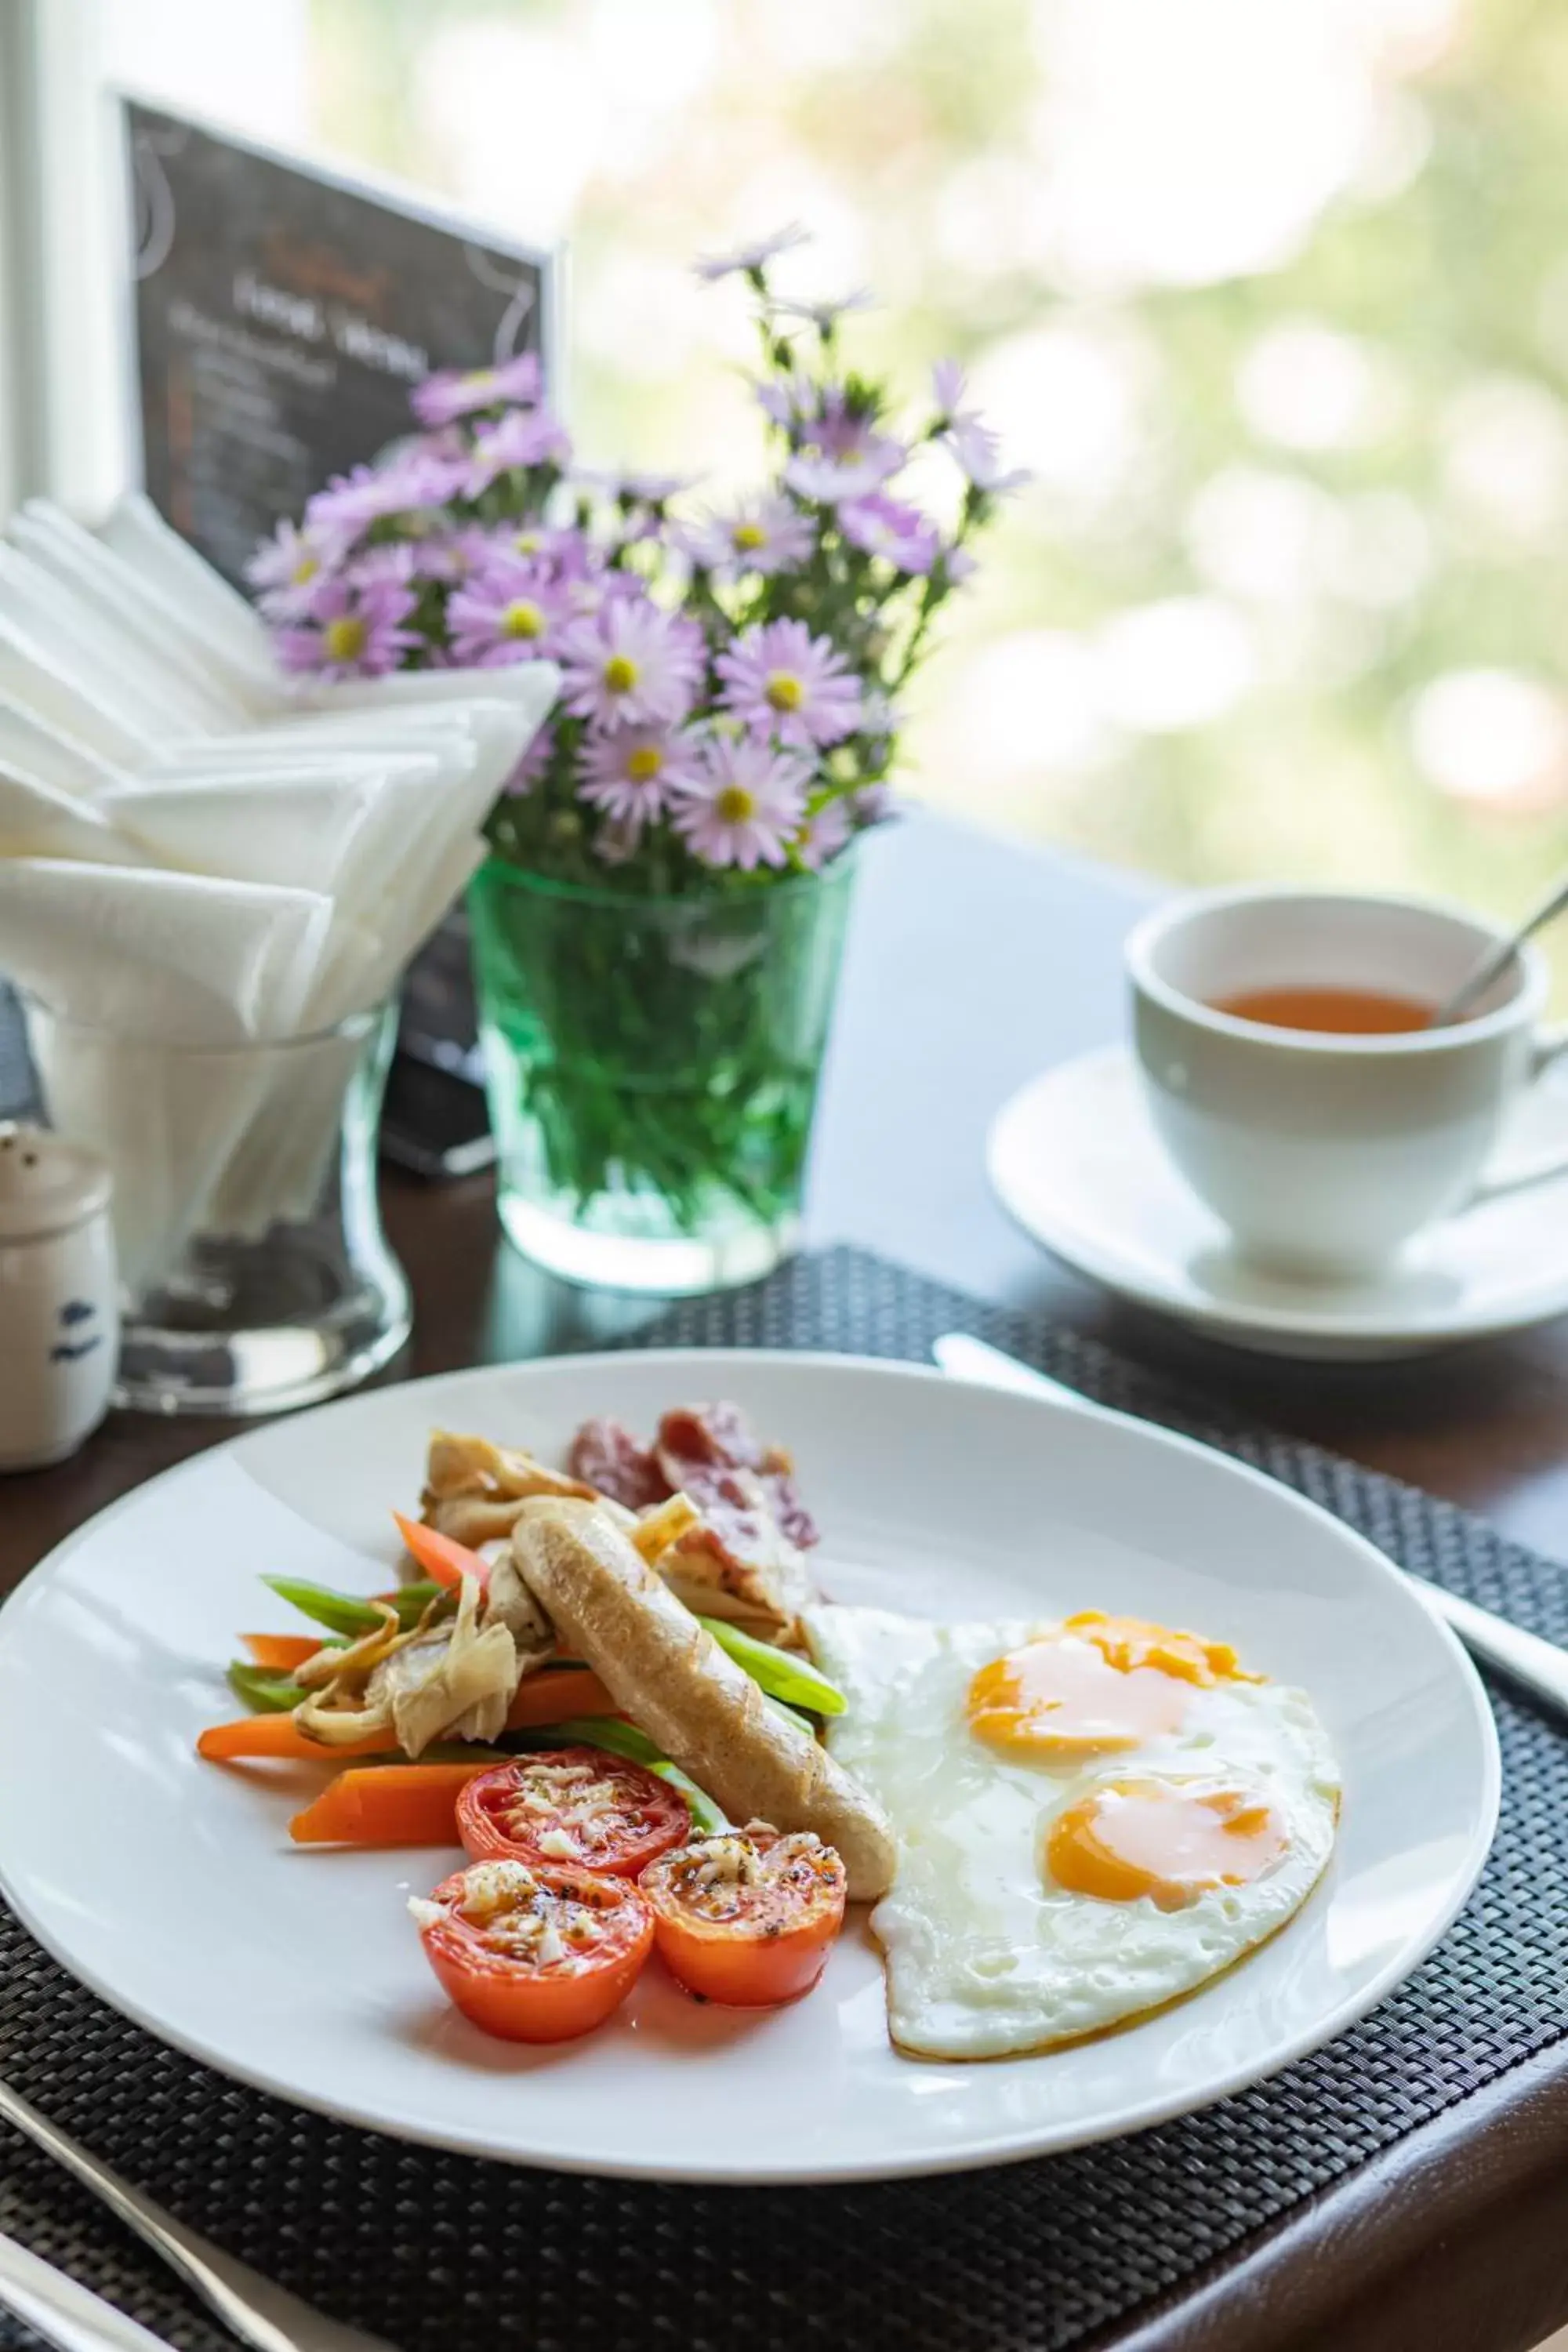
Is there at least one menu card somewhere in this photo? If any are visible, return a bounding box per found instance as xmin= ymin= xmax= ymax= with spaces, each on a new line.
xmin=124 ymin=98 xmax=556 ymax=586
xmin=122 ymin=100 xmax=559 ymax=1160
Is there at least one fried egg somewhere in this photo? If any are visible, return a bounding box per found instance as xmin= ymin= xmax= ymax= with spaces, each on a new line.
xmin=808 ymin=1604 xmax=1338 ymax=2060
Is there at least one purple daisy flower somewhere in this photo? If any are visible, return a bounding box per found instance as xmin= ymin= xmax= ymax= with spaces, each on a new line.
xmin=485 ymin=520 xmax=592 ymax=574
xmin=558 ymin=599 xmax=704 ymax=730
xmin=943 ymin=414 xmax=1031 ymax=496
xmin=931 ymin=358 xmax=967 ymax=417
xmin=715 ymin=619 xmax=862 ymax=750
xmin=246 ymin=519 xmax=341 ymax=620
xmin=563 ymin=564 xmax=647 ymax=620
xmin=784 ymin=447 xmax=907 ymax=506
xmin=467 ymin=408 xmax=572 ymax=495
xmin=671 ymin=735 xmax=811 ymax=869
xmin=808 ymin=387 xmax=904 ymax=467
xmin=411 ymin=350 xmax=543 ymax=428
xmin=306 ymin=451 xmax=466 ymax=540
xmin=769 ymin=289 xmax=875 ymax=332
xmin=838 ymin=492 xmax=940 ymax=575
xmin=408 ymin=525 xmax=496 ymax=584
xmin=755 ymin=369 xmax=818 ymax=430
xmin=693 ymin=223 xmax=810 ymax=283
xmin=685 ymin=495 xmax=815 ymax=579
xmin=275 ymin=575 xmax=419 ymax=682
xmin=793 ymin=796 xmax=853 ymax=870
xmin=347 ymin=542 xmax=420 ymax=587
xmin=576 ymin=723 xmax=704 ymax=828
xmin=448 ymin=556 xmax=569 ymax=666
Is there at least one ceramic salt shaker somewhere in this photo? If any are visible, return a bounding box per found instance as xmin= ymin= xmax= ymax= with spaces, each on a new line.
xmin=0 ymin=1122 xmax=118 ymax=1471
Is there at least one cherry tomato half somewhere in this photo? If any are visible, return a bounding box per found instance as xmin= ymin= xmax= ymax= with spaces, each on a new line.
xmin=456 ymin=1747 xmax=691 ymax=1877
xmin=412 ymin=1858 xmax=652 ymax=2042
xmin=640 ymin=1827 xmax=847 ymax=2008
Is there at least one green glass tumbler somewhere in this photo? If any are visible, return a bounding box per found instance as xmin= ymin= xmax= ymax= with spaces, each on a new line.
xmin=466 ymin=854 xmax=856 ymax=1293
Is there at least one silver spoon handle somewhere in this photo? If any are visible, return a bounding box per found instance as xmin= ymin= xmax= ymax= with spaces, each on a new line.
xmin=0 ymin=2075 xmax=394 ymax=2352
xmin=1430 ymin=870 xmax=1568 ymax=1026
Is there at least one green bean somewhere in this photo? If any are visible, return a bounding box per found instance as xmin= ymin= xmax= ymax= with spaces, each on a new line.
xmin=697 ymin=1616 xmax=847 ymax=1716
xmin=227 ymin=1663 xmax=305 ymax=1714
xmin=260 ymin=1575 xmax=445 ymax=1638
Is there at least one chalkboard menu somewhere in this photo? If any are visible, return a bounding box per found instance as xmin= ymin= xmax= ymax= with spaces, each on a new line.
xmin=123 ymin=99 xmax=556 ymax=587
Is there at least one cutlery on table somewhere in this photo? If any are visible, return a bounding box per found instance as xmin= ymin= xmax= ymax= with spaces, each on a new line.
xmin=931 ymin=1330 xmax=1568 ymax=1722
xmin=0 ymin=2228 xmax=176 ymax=2352
xmin=0 ymin=2074 xmax=394 ymax=2352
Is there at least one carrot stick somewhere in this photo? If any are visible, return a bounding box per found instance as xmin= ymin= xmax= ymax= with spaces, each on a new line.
xmin=240 ymin=1633 xmax=323 ymax=1673
xmin=197 ymin=1715 xmax=397 ymax=1765
xmin=289 ymin=1762 xmax=493 ymax=1847
xmin=506 ymin=1667 xmax=617 ymax=1728
xmin=393 ymin=1511 xmax=490 ymax=1592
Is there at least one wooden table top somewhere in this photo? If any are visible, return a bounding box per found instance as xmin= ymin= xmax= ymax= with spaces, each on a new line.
xmin=5 ymin=812 xmax=1568 ymax=2352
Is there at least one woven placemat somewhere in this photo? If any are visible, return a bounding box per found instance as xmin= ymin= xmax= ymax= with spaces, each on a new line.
xmin=2 ymin=1243 xmax=1566 ymax=2352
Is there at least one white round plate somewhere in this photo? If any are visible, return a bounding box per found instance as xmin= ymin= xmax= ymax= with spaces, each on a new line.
xmin=990 ymin=1047 xmax=1568 ymax=1362
xmin=0 ymin=1352 xmax=1497 ymax=2183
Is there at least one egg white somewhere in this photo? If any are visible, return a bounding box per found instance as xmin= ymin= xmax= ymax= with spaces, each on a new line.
xmin=808 ymin=1604 xmax=1340 ymax=2061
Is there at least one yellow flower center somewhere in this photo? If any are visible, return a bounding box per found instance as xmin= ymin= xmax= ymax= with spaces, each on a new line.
xmin=626 ymin=745 xmax=664 ymax=782
xmin=514 ymin=530 xmax=543 ymax=554
xmin=290 ymin=553 xmax=318 ymax=586
xmin=716 ymin=784 xmax=757 ymax=824
xmin=734 ymin=522 xmax=767 ymax=551
xmin=323 ymin=615 xmax=367 ymax=663
xmin=604 ymin=655 xmax=639 ymax=693
xmin=470 ymin=368 xmax=498 ymax=395
xmin=765 ymin=670 xmax=804 ymax=712
xmin=501 ymin=599 xmax=545 ymax=641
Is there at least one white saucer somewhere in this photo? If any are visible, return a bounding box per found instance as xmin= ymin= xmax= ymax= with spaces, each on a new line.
xmin=989 ymin=1047 xmax=1568 ymax=1362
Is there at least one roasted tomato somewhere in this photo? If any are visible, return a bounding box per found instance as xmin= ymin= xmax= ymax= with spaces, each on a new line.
xmin=411 ymin=1859 xmax=652 ymax=2042
xmin=456 ymin=1748 xmax=691 ymax=1877
xmin=640 ymin=1826 xmax=847 ymax=2007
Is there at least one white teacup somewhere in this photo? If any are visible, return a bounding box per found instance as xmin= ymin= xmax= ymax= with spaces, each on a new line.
xmin=1127 ymin=887 xmax=1568 ymax=1279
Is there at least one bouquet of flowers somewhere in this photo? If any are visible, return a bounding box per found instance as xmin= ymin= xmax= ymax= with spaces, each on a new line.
xmin=248 ymin=227 xmax=1022 ymax=1283
xmin=250 ymin=223 xmax=1022 ymax=890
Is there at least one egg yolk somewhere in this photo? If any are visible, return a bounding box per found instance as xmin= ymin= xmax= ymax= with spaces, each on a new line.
xmin=1046 ymin=1777 xmax=1287 ymax=1910
xmin=965 ymin=1613 xmax=1258 ymax=1760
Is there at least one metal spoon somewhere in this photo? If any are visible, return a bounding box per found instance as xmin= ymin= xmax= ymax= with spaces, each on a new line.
xmin=1427 ymin=869 xmax=1568 ymax=1028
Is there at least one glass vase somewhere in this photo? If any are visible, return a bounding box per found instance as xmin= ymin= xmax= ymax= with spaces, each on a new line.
xmin=20 ymin=996 xmax=410 ymax=1416
xmin=466 ymin=854 xmax=856 ymax=1293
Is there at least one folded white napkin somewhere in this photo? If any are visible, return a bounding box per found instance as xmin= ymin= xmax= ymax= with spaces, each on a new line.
xmin=0 ymin=495 xmax=560 ymax=1292
xmin=0 ymin=767 xmax=145 ymax=864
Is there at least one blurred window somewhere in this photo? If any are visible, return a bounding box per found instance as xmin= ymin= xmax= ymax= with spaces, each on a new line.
xmin=77 ymin=0 xmax=1568 ymax=966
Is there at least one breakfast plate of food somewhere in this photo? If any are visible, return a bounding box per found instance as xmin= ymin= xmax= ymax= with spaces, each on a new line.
xmin=0 ymin=1352 xmax=1497 ymax=2182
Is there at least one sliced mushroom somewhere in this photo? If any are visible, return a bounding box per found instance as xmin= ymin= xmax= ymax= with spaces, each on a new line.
xmin=367 ymin=1573 xmax=521 ymax=1758
xmin=292 ymin=1602 xmax=403 ymax=1692
xmin=420 ymin=1431 xmax=598 ymax=1545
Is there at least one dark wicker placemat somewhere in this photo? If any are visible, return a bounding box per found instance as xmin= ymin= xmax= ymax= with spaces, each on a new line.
xmin=2 ymin=1243 xmax=1566 ymax=2352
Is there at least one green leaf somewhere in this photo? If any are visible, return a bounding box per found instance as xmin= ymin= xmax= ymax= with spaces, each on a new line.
xmin=696 ymin=1617 xmax=847 ymax=1716
xmin=227 ymin=1663 xmax=305 ymax=1714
